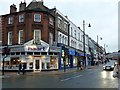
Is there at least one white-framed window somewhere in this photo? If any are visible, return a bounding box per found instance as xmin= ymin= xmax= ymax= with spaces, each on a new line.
xmin=79 ymin=44 xmax=81 ymax=49
xmin=74 ymin=30 xmax=76 ymax=38
xmin=34 ymin=30 xmax=41 ymax=44
xmin=74 ymin=42 xmax=76 ymax=48
xmin=34 ymin=14 xmax=41 ymax=22
xmin=58 ymin=34 xmax=62 ymax=43
xmin=58 ymin=17 xmax=62 ymax=29
xmin=79 ymin=43 xmax=82 ymax=50
xmin=62 ymin=36 xmax=64 ymax=44
xmin=19 ymin=14 xmax=24 ymax=22
xmin=65 ymin=37 xmax=67 ymax=45
xmin=78 ymin=33 xmax=80 ymax=41
xmin=71 ymin=40 xmax=73 ymax=46
xmin=8 ymin=17 xmax=13 ymax=24
xmin=18 ymin=30 xmax=23 ymax=44
xmin=72 ymin=41 xmax=74 ymax=47
xmin=49 ymin=17 xmax=53 ymax=25
xmin=49 ymin=32 xmax=53 ymax=46
xmin=64 ymin=22 xmax=67 ymax=32
xmin=81 ymin=35 xmax=83 ymax=42
xmin=71 ymin=27 xmax=73 ymax=36
xmin=8 ymin=32 xmax=12 ymax=45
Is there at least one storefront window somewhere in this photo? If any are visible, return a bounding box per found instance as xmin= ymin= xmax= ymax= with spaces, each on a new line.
xmin=10 ymin=57 xmax=20 ymax=65
xmin=73 ymin=56 xmax=77 ymax=66
xmin=65 ymin=57 xmax=69 ymax=67
xmin=61 ymin=58 xmax=64 ymax=67
xmin=3 ymin=57 xmax=21 ymax=70
xmin=50 ymin=56 xmax=58 ymax=69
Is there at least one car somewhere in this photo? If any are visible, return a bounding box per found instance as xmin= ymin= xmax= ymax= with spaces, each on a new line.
xmin=103 ymin=61 xmax=115 ymax=70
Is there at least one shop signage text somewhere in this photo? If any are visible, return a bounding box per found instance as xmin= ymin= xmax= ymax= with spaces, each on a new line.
xmin=28 ymin=47 xmax=45 ymax=51
xmin=25 ymin=45 xmax=49 ymax=52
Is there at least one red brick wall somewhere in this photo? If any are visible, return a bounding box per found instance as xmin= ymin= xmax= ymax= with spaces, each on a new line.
xmin=2 ymin=11 xmax=55 ymax=45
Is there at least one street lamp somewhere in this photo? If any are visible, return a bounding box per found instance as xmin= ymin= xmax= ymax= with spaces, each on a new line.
xmin=104 ymin=44 xmax=108 ymax=54
xmin=83 ymin=20 xmax=91 ymax=68
xmin=103 ymin=44 xmax=108 ymax=62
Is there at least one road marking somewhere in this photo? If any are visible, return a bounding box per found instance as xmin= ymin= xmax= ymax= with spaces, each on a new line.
xmin=61 ymin=78 xmax=71 ymax=81
xmin=72 ymin=75 xmax=83 ymax=78
xmin=60 ymin=75 xmax=83 ymax=82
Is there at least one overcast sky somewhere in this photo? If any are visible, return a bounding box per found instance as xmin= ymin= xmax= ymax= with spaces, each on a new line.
xmin=0 ymin=0 xmax=119 ymax=53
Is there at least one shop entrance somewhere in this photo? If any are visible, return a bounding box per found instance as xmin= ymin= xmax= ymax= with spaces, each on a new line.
xmin=34 ymin=59 xmax=41 ymax=71
xmin=35 ymin=60 xmax=39 ymax=69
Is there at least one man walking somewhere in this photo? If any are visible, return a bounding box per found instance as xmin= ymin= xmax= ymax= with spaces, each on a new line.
xmin=22 ymin=64 xmax=26 ymax=75
xmin=18 ymin=62 xmax=22 ymax=75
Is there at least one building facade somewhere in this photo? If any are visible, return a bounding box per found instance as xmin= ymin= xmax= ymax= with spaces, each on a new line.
xmin=54 ymin=9 xmax=69 ymax=69
xmin=1 ymin=0 xmax=60 ymax=72
xmin=0 ymin=0 xmax=105 ymax=72
xmin=69 ymin=21 xmax=84 ymax=68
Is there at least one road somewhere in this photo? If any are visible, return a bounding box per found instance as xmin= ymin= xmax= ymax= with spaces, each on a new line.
xmin=2 ymin=65 xmax=118 ymax=88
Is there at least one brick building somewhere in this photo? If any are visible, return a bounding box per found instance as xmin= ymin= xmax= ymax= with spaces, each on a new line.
xmin=1 ymin=0 xmax=60 ymax=71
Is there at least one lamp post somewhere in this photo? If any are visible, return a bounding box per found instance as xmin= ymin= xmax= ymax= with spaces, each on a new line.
xmin=104 ymin=44 xmax=108 ymax=61
xmin=83 ymin=20 xmax=91 ymax=68
xmin=103 ymin=44 xmax=108 ymax=63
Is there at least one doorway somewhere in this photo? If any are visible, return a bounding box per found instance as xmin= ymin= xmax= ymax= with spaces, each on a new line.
xmin=35 ymin=60 xmax=40 ymax=70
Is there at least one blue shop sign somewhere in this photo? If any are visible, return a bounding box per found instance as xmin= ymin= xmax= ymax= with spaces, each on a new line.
xmin=69 ymin=49 xmax=75 ymax=55
xmin=75 ymin=52 xmax=79 ymax=56
xmin=80 ymin=53 xmax=87 ymax=56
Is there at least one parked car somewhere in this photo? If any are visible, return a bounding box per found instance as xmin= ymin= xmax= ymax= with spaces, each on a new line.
xmin=103 ymin=61 xmax=115 ymax=70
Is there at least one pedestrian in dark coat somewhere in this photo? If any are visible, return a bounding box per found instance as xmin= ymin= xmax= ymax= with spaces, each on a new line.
xmin=22 ymin=64 xmax=26 ymax=75
xmin=18 ymin=63 xmax=22 ymax=74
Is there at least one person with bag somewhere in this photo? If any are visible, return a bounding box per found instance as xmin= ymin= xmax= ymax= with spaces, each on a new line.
xmin=113 ymin=63 xmax=119 ymax=78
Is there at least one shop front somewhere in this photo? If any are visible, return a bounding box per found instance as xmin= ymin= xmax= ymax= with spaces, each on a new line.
xmin=69 ymin=49 xmax=75 ymax=68
xmin=0 ymin=40 xmax=60 ymax=72
xmin=79 ymin=53 xmax=86 ymax=66
xmin=57 ymin=43 xmax=69 ymax=69
xmin=75 ymin=50 xmax=82 ymax=68
xmin=86 ymin=54 xmax=91 ymax=66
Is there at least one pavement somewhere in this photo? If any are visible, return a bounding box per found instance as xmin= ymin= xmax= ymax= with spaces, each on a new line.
xmin=0 ymin=64 xmax=103 ymax=78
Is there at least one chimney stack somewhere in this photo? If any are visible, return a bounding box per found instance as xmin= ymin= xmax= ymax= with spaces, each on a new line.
xmin=10 ymin=4 xmax=17 ymax=13
xmin=19 ymin=2 xmax=26 ymax=11
xmin=38 ymin=0 xmax=44 ymax=5
xmin=78 ymin=27 xmax=81 ymax=29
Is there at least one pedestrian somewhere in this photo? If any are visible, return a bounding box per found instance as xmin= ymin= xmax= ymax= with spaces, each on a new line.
xmin=22 ymin=64 xmax=26 ymax=75
xmin=77 ymin=61 xmax=80 ymax=70
xmin=18 ymin=62 xmax=22 ymax=75
xmin=113 ymin=63 xmax=119 ymax=78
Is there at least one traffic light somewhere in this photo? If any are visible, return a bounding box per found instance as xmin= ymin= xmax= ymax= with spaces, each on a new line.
xmin=62 ymin=50 xmax=64 ymax=57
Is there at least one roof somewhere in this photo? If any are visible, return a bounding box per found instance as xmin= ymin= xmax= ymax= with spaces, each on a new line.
xmin=25 ymin=1 xmax=55 ymax=16
xmin=2 ymin=1 xmax=55 ymax=17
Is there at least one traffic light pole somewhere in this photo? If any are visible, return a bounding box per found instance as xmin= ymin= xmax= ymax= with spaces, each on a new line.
xmin=2 ymin=45 xmax=10 ymax=75
xmin=2 ymin=55 xmax=7 ymax=75
xmin=63 ymin=56 xmax=66 ymax=72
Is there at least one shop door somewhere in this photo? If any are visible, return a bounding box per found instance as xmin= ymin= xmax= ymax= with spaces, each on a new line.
xmin=35 ymin=60 xmax=39 ymax=70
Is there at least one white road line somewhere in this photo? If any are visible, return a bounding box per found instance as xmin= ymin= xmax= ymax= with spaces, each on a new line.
xmin=61 ymin=78 xmax=71 ymax=81
xmin=72 ymin=75 xmax=83 ymax=78
xmin=60 ymin=75 xmax=83 ymax=82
